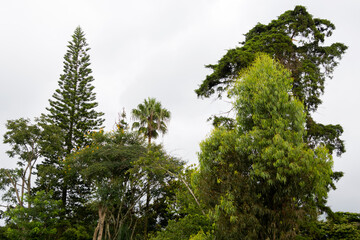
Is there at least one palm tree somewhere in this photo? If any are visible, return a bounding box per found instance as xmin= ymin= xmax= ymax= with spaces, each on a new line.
xmin=131 ymin=97 xmax=171 ymax=239
xmin=131 ymin=97 xmax=171 ymax=145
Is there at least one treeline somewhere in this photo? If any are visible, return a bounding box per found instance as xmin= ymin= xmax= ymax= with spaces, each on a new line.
xmin=0 ymin=5 xmax=359 ymax=240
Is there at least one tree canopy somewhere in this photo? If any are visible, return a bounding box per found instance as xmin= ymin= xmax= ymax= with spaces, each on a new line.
xmin=131 ymin=97 xmax=171 ymax=145
xmin=196 ymin=5 xmax=347 ymax=157
xmin=197 ymin=54 xmax=334 ymax=239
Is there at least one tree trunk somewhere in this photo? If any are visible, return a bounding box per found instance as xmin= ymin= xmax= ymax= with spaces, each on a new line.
xmin=93 ymin=205 xmax=107 ymax=240
xmin=144 ymin=180 xmax=150 ymax=240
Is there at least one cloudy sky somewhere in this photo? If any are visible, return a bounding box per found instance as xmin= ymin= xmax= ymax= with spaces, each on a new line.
xmin=0 ymin=0 xmax=359 ymax=213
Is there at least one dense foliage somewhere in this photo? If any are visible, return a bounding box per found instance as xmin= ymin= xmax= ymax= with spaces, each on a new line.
xmin=196 ymin=5 xmax=347 ymax=158
xmin=197 ymin=54 xmax=334 ymax=239
xmin=0 ymin=6 xmax=353 ymax=240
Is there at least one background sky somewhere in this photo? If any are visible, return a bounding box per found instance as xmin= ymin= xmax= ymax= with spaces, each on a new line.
xmin=0 ymin=0 xmax=359 ymax=213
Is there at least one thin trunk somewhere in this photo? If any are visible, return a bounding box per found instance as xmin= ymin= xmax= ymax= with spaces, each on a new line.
xmin=144 ymin=180 xmax=150 ymax=240
xmin=93 ymin=205 xmax=107 ymax=240
xmin=161 ymin=167 xmax=205 ymax=215
xmin=5 ymin=170 xmax=22 ymax=207
xmin=27 ymin=164 xmax=33 ymax=208
xmin=131 ymin=219 xmax=138 ymax=240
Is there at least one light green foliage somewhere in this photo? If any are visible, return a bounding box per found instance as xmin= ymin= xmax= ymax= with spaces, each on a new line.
xmin=5 ymin=191 xmax=63 ymax=240
xmin=1 ymin=118 xmax=62 ymax=208
xmin=150 ymin=214 xmax=212 ymax=240
xmin=197 ymin=54 xmax=334 ymax=239
xmin=196 ymin=5 xmax=346 ymax=157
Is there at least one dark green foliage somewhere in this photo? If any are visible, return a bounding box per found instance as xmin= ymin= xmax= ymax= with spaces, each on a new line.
xmin=46 ymin=26 xmax=104 ymax=154
xmin=195 ymin=5 xmax=347 ymax=157
xmin=5 ymin=191 xmax=63 ymax=240
xmin=68 ymin=129 xmax=147 ymax=240
xmin=37 ymin=26 xmax=105 ymax=231
xmin=69 ymin=127 xmax=185 ymax=239
xmin=151 ymin=167 xmax=213 ymax=240
xmin=299 ymin=212 xmax=360 ymax=240
xmin=130 ymin=144 xmax=185 ymax=239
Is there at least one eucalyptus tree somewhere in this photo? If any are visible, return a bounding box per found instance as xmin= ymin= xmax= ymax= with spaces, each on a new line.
xmin=195 ymin=5 xmax=347 ymax=157
xmin=197 ymin=54 xmax=334 ymax=239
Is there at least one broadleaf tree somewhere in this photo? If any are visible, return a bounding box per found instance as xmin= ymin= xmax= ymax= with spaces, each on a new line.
xmin=0 ymin=118 xmax=62 ymax=209
xmin=195 ymin=5 xmax=347 ymax=157
xmin=197 ymin=54 xmax=334 ymax=239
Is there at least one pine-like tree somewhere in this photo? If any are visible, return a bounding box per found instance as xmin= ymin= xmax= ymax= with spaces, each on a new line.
xmin=37 ymin=27 xmax=104 ymax=227
xmin=47 ymin=26 xmax=104 ymax=154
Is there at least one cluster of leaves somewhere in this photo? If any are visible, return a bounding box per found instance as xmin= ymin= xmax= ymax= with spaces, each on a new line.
xmin=196 ymin=5 xmax=347 ymax=158
xmin=299 ymin=212 xmax=360 ymax=239
xmin=196 ymin=54 xmax=334 ymax=239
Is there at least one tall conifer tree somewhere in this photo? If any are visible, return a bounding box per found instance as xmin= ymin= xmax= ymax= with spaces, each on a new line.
xmin=47 ymin=26 xmax=104 ymax=154
xmin=39 ymin=27 xmax=104 ymax=221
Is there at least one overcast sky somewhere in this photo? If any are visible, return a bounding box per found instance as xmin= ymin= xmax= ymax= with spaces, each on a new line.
xmin=1 ymin=0 xmax=359 ymax=213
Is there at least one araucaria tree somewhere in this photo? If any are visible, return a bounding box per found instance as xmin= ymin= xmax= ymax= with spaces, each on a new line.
xmin=197 ymin=54 xmax=334 ymax=239
xmin=39 ymin=26 xmax=104 ymax=216
xmin=46 ymin=26 xmax=104 ymax=153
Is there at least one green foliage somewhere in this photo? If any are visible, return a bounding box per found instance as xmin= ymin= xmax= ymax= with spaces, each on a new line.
xmin=132 ymin=97 xmax=171 ymax=145
xmin=68 ymin=129 xmax=147 ymax=240
xmin=150 ymin=214 xmax=212 ymax=240
xmin=197 ymin=54 xmax=334 ymax=239
xmin=195 ymin=5 xmax=347 ymax=157
xmin=46 ymin=26 xmax=104 ymax=153
xmin=5 ymin=191 xmax=63 ymax=240
xmin=1 ymin=118 xmax=63 ymax=208
xmin=196 ymin=5 xmax=346 ymax=110
xmin=69 ymin=128 xmax=184 ymax=239
xmin=299 ymin=212 xmax=360 ymax=240
xmin=130 ymin=144 xmax=185 ymax=237
xmin=37 ymin=26 xmax=105 ymax=232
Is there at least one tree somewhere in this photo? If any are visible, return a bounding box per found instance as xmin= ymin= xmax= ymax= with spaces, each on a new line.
xmin=4 ymin=191 xmax=63 ymax=240
xmin=197 ymin=54 xmax=334 ymax=239
xmin=46 ymin=26 xmax=104 ymax=154
xmin=0 ymin=118 xmax=62 ymax=209
xmin=299 ymin=212 xmax=360 ymax=239
xmin=195 ymin=5 xmax=347 ymax=157
xmin=131 ymin=97 xmax=171 ymax=239
xmin=131 ymin=97 xmax=171 ymax=145
xmin=68 ymin=129 xmax=147 ymax=240
xmin=39 ymin=26 xmax=104 ymax=214
xmin=151 ymin=167 xmax=212 ymax=240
